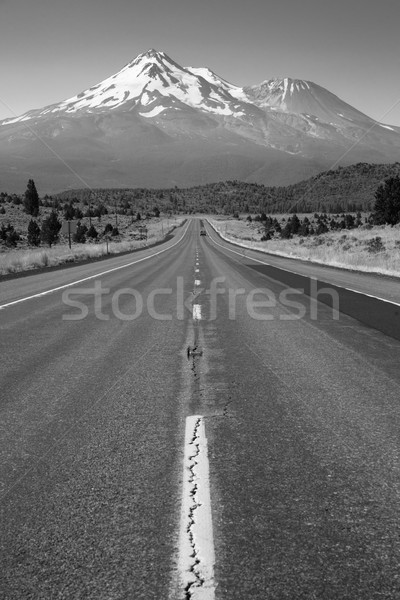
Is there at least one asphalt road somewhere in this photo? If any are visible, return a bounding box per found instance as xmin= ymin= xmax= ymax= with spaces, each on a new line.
xmin=1 ymin=218 xmax=400 ymax=599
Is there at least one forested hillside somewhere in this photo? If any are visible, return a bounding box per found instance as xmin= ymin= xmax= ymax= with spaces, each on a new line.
xmin=53 ymin=163 xmax=400 ymax=214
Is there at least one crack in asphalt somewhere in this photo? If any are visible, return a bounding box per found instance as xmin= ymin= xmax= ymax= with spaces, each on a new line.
xmin=184 ymin=417 xmax=206 ymax=599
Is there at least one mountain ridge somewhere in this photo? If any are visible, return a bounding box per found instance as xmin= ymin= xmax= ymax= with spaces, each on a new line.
xmin=1 ymin=49 xmax=400 ymax=193
xmin=52 ymin=162 xmax=400 ymax=214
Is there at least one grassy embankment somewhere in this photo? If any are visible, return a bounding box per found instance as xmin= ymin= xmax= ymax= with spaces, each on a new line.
xmin=209 ymin=217 xmax=400 ymax=277
xmin=0 ymin=217 xmax=185 ymax=276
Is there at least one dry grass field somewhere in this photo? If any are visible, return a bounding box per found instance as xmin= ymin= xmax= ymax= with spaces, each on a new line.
xmin=209 ymin=216 xmax=400 ymax=277
xmin=0 ymin=217 xmax=185 ymax=276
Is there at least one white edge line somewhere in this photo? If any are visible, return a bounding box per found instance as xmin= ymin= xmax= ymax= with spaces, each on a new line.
xmin=205 ymin=220 xmax=400 ymax=308
xmin=0 ymin=221 xmax=191 ymax=310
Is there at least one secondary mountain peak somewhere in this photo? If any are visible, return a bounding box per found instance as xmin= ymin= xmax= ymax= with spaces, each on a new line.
xmin=1 ymin=49 xmax=399 ymax=193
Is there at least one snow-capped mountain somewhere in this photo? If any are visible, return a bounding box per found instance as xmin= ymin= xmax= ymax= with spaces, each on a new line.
xmin=4 ymin=49 xmax=250 ymax=122
xmin=0 ymin=49 xmax=399 ymax=192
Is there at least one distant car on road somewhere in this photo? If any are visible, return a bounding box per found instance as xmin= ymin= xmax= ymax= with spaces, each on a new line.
xmin=200 ymin=229 xmax=206 ymax=236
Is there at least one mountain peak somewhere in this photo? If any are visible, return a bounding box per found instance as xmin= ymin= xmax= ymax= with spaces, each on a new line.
xmin=123 ymin=49 xmax=169 ymax=71
xmin=1 ymin=49 xmax=400 ymax=193
xmin=143 ymin=48 xmax=163 ymax=57
xmin=1 ymin=48 xmax=248 ymax=122
xmin=134 ymin=48 xmax=167 ymax=62
xmin=2 ymin=49 xmax=397 ymax=136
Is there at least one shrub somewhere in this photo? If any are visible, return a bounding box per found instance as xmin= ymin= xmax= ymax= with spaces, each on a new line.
xmin=87 ymin=224 xmax=98 ymax=240
xmin=1 ymin=223 xmax=19 ymax=246
xmin=27 ymin=219 xmax=41 ymax=246
xmin=73 ymin=223 xmax=88 ymax=244
xmin=366 ymin=236 xmax=385 ymax=253
xmin=316 ymin=222 xmax=329 ymax=235
xmin=63 ymin=203 xmax=75 ymax=220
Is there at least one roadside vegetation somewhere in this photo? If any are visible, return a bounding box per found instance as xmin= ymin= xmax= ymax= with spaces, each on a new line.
xmin=210 ymin=176 xmax=400 ymax=277
xmin=1 ymin=170 xmax=399 ymax=277
xmin=210 ymin=217 xmax=400 ymax=277
xmin=0 ymin=220 xmax=183 ymax=276
xmin=0 ymin=179 xmax=184 ymax=275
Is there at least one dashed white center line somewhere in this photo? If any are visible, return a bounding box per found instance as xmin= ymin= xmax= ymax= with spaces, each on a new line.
xmin=175 ymin=415 xmax=215 ymax=599
xmin=192 ymin=304 xmax=202 ymax=320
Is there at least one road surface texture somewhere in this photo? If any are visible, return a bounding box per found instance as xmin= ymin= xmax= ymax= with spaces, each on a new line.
xmin=1 ymin=218 xmax=400 ymax=599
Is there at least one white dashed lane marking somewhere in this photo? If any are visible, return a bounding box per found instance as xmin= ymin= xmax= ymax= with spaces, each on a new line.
xmin=192 ymin=304 xmax=202 ymax=320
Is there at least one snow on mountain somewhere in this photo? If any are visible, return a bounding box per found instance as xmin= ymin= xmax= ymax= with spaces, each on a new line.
xmin=1 ymin=49 xmax=400 ymax=193
xmin=3 ymin=49 xmax=251 ymax=124
xmin=2 ymin=49 xmax=393 ymax=134
xmin=243 ymin=77 xmax=373 ymax=125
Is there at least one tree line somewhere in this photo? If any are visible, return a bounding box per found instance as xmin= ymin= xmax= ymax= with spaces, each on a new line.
xmin=50 ymin=162 xmax=400 ymax=214
xmin=1 ymin=171 xmax=400 ymax=249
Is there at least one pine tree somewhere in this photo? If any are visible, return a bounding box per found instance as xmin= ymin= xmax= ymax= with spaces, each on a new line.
xmin=291 ymin=213 xmax=301 ymax=234
xmin=41 ymin=210 xmax=61 ymax=247
xmin=316 ymin=221 xmax=329 ymax=235
xmin=63 ymin=202 xmax=75 ymax=220
xmin=0 ymin=223 xmax=19 ymax=247
xmin=73 ymin=223 xmax=87 ymax=244
xmin=281 ymin=223 xmax=292 ymax=239
xmin=0 ymin=223 xmax=7 ymax=241
xmin=299 ymin=222 xmax=310 ymax=236
xmin=373 ymin=176 xmax=400 ymax=225
xmin=23 ymin=179 xmax=40 ymax=217
xmin=87 ymin=224 xmax=98 ymax=240
xmin=27 ymin=219 xmax=41 ymax=246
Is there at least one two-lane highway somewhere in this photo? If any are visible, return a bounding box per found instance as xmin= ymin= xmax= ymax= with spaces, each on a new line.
xmin=0 ymin=221 xmax=195 ymax=599
xmin=1 ymin=218 xmax=400 ymax=599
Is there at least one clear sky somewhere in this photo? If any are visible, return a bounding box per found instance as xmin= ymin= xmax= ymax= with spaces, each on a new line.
xmin=1 ymin=0 xmax=400 ymax=124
